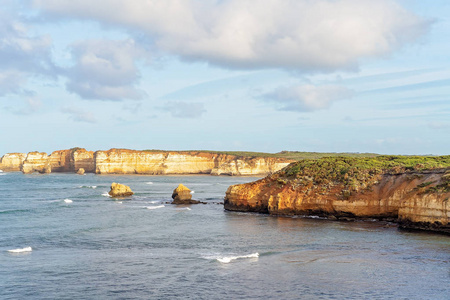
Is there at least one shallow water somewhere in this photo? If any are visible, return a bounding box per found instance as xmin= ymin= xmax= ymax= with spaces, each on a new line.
xmin=0 ymin=173 xmax=449 ymax=299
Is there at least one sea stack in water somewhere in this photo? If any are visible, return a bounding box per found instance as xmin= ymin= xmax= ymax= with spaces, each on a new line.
xmin=77 ymin=168 xmax=85 ymax=175
xmin=172 ymin=184 xmax=199 ymax=204
xmin=108 ymin=182 xmax=134 ymax=197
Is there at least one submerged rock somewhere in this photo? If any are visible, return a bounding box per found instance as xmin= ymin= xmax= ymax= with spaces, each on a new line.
xmin=172 ymin=184 xmax=200 ymax=204
xmin=108 ymin=182 xmax=134 ymax=197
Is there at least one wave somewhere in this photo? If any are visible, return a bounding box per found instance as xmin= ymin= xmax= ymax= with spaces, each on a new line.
xmin=8 ymin=246 xmax=32 ymax=253
xmin=204 ymin=252 xmax=259 ymax=264
xmin=79 ymin=185 xmax=97 ymax=189
xmin=146 ymin=182 xmax=153 ymax=185
xmin=146 ymin=205 xmax=165 ymax=210
xmin=190 ymin=191 xmax=195 ymax=194
xmin=101 ymin=192 xmax=112 ymax=198
xmin=64 ymin=199 xmax=73 ymax=203
xmin=0 ymin=209 xmax=32 ymax=214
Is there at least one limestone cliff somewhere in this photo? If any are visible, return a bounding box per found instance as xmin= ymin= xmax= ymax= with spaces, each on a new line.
xmin=22 ymin=152 xmax=51 ymax=174
xmin=94 ymin=149 xmax=291 ymax=175
xmin=0 ymin=153 xmax=26 ymax=171
xmin=225 ymin=156 xmax=450 ymax=233
xmin=72 ymin=148 xmax=95 ymax=173
xmin=1 ymin=148 xmax=291 ymax=176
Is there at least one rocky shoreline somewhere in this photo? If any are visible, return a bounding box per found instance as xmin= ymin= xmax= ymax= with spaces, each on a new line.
xmin=224 ymin=156 xmax=450 ymax=234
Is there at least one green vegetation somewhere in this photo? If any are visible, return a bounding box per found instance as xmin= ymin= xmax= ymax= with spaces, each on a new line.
xmin=279 ymin=156 xmax=450 ymax=196
xmin=285 ymin=156 xmax=450 ymax=178
xmin=142 ymin=149 xmax=378 ymax=160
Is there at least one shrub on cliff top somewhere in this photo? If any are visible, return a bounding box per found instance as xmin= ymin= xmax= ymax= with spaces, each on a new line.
xmin=284 ymin=155 xmax=450 ymax=183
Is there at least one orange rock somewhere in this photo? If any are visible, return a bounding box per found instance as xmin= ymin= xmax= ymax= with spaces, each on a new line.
xmin=108 ymin=182 xmax=134 ymax=197
xmin=225 ymin=169 xmax=450 ymax=233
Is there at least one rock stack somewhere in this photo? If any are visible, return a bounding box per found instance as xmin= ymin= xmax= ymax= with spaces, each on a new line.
xmin=108 ymin=182 xmax=134 ymax=197
xmin=172 ymin=184 xmax=200 ymax=204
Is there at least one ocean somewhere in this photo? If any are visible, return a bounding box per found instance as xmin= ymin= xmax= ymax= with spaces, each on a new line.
xmin=0 ymin=172 xmax=449 ymax=299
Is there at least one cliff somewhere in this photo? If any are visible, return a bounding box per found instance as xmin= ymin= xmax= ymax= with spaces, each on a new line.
xmin=225 ymin=156 xmax=450 ymax=233
xmin=0 ymin=153 xmax=27 ymax=171
xmin=94 ymin=149 xmax=291 ymax=175
xmin=22 ymin=152 xmax=51 ymax=174
xmin=0 ymin=148 xmax=291 ymax=176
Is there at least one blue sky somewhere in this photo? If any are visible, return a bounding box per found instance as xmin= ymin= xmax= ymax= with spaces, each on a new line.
xmin=0 ymin=0 xmax=449 ymax=155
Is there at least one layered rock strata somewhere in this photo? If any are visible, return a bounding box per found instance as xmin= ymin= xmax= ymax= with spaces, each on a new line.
xmin=94 ymin=149 xmax=291 ymax=175
xmin=225 ymin=156 xmax=450 ymax=233
xmin=0 ymin=153 xmax=26 ymax=171
xmin=22 ymin=152 xmax=51 ymax=174
xmin=0 ymin=148 xmax=291 ymax=176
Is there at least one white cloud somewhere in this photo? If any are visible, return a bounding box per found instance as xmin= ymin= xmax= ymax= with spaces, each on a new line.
xmin=61 ymin=107 xmax=97 ymax=123
xmin=263 ymin=84 xmax=354 ymax=112
xmin=65 ymin=39 xmax=147 ymax=101
xmin=33 ymin=0 xmax=430 ymax=72
xmin=0 ymin=8 xmax=56 ymax=96
xmin=160 ymin=101 xmax=206 ymax=118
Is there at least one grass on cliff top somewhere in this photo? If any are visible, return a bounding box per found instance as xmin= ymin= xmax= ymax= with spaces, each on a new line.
xmin=279 ymin=156 xmax=450 ymax=195
xmin=282 ymin=155 xmax=450 ymax=185
xmin=142 ymin=149 xmax=378 ymax=160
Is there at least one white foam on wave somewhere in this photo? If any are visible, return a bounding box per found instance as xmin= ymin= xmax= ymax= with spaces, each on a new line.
xmin=8 ymin=246 xmax=32 ymax=253
xmin=205 ymin=252 xmax=259 ymax=264
xmin=146 ymin=205 xmax=165 ymax=210
xmin=64 ymin=199 xmax=73 ymax=203
xmin=102 ymin=192 xmax=112 ymax=198
xmin=0 ymin=170 xmax=3 ymax=172
xmin=146 ymin=182 xmax=153 ymax=185
xmin=190 ymin=191 xmax=195 ymax=194
xmin=79 ymin=185 xmax=97 ymax=189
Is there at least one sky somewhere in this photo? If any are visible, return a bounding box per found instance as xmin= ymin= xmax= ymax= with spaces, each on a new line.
xmin=0 ymin=0 xmax=449 ymax=156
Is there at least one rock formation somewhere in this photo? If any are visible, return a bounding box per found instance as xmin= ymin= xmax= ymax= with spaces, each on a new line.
xmin=0 ymin=153 xmax=26 ymax=171
xmin=172 ymin=184 xmax=200 ymax=204
xmin=108 ymin=182 xmax=134 ymax=197
xmin=0 ymin=148 xmax=291 ymax=176
xmin=77 ymin=168 xmax=85 ymax=175
xmin=94 ymin=149 xmax=291 ymax=175
xmin=21 ymin=152 xmax=51 ymax=174
xmin=225 ymin=156 xmax=450 ymax=234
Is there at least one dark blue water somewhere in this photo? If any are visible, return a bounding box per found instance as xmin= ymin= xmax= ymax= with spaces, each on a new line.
xmin=0 ymin=172 xmax=449 ymax=299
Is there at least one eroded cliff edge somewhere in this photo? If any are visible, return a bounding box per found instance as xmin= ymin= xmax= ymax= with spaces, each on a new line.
xmin=0 ymin=148 xmax=292 ymax=176
xmin=224 ymin=156 xmax=450 ymax=233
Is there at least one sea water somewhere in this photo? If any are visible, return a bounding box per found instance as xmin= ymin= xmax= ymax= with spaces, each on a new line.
xmin=0 ymin=172 xmax=449 ymax=299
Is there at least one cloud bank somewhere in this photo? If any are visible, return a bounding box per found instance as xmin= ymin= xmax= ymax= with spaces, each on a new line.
xmin=263 ymin=84 xmax=354 ymax=112
xmin=0 ymin=8 xmax=56 ymax=96
xmin=33 ymin=0 xmax=430 ymax=72
xmin=66 ymin=39 xmax=146 ymax=101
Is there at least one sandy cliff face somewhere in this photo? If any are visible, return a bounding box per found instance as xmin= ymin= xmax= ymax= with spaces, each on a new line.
xmin=73 ymin=149 xmax=95 ymax=173
xmin=1 ymin=148 xmax=291 ymax=176
xmin=0 ymin=153 xmax=26 ymax=171
xmin=22 ymin=152 xmax=51 ymax=174
xmin=211 ymin=156 xmax=291 ymax=176
xmin=49 ymin=150 xmax=73 ymax=172
xmin=94 ymin=149 xmax=291 ymax=175
xmin=225 ymin=160 xmax=450 ymax=233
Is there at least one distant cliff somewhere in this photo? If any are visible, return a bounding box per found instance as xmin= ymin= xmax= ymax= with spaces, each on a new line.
xmin=0 ymin=148 xmax=291 ymax=176
xmin=225 ymin=156 xmax=450 ymax=233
